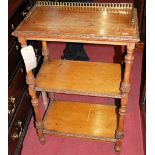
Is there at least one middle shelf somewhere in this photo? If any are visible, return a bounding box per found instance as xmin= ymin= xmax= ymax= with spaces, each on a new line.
xmin=35 ymin=59 xmax=121 ymax=98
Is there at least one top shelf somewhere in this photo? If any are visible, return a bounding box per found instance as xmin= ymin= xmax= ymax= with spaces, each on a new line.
xmin=12 ymin=1 xmax=139 ymax=43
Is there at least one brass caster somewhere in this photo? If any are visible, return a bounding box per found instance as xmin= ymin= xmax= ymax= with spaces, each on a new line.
xmin=40 ymin=137 xmax=45 ymax=145
xmin=114 ymin=145 xmax=121 ymax=154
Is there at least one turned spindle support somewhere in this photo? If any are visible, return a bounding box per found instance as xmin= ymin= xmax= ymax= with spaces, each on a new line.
xmin=48 ymin=92 xmax=55 ymax=104
xmin=42 ymin=41 xmax=49 ymax=61
xmin=41 ymin=92 xmax=55 ymax=110
xmin=42 ymin=41 xmax=51 ymax=106
xmin=18 ymin=37 xmax=45 ymax=144
xmin=41 ymin=92 xmax=48 ymax=110
xmin=115 ymin=43 xmax=135 ymax=153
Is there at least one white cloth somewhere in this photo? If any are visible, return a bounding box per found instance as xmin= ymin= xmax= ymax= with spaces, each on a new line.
xmin=21 ymin=45 xmax=37 ymax=71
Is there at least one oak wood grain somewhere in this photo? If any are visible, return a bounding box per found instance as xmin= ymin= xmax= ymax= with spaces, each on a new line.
xmin=12 ymin=3 xmax=139 ymax=43
xmin=35 ymin=59 xmax=121 ymax=98
xmin=43 ymin=100 xmax=117 ymax=139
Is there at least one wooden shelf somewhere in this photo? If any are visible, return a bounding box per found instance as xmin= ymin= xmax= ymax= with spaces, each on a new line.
xmin=12 ymin=2 xmax=139 ymax=43
xmin=35 ymin=60 xmax=121 ymax=98
xmin=43 ymin=101 xmax=117 ymax=141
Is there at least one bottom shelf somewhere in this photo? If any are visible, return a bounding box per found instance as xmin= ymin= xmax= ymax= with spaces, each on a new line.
xmin=43 ymin=101 xmax=117 ymax=141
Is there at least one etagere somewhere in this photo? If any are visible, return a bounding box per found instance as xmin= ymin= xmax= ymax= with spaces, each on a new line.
xmin=12 ymin=1 xmax=139 ymax=153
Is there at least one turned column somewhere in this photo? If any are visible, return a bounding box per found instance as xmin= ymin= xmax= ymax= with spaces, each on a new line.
xmin=42 ymin=41 xmax=49 ymax=61
xmin=41 ymin=92 xmax=48 ymax=110
xmin=42 ymin=41 xmax=54 ymax=106
xmin=18 ymin=37 xmax=45 ymax=144
xmin=41 ymin=92 xmax=55 ymax=110
xmin=48 ymin=92 xmax=55 ymax=104
xmin=115 ymin=43 xmax=135 ymax=153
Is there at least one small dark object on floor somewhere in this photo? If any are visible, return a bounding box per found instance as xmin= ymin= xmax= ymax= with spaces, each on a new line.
xmin=61 ymin=43 xmax=89 ymax=61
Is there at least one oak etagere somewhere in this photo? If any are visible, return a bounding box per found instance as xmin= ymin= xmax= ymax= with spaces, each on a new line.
xmin=12 ymin=1 xmax=139 ymax=153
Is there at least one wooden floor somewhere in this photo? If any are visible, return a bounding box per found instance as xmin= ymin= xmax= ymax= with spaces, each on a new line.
xmin=43 ymin=101 xmax=117 ymax=141
xmin=35 ymin=59 xmax=121 ymax=98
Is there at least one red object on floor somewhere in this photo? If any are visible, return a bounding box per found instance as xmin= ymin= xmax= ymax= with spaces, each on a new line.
xmin=21 ymin=43 xmax=144 ymax=155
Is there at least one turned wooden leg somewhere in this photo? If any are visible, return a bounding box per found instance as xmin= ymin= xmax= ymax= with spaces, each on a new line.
xmin=19 ymin=37 xmax=45 ymax=144
xmin=115 ymin=139 xmax=122 ymax=154
xmin=48 ymin=92 xmax=55 ymax=104
xmin=27 ymin=71 xmax=45 ymax=144
xmin=42 ymin=92 xmax=54 ymax=109
xmin=41 ymin=91 xmax=48 ymax=110
xmin=115 ymin=95 xmax=128 ymax=153
xmin=42 ymin=41 xmax=49 ymax=61
xmin=115 ymin=43 xmax=135 ymax=153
